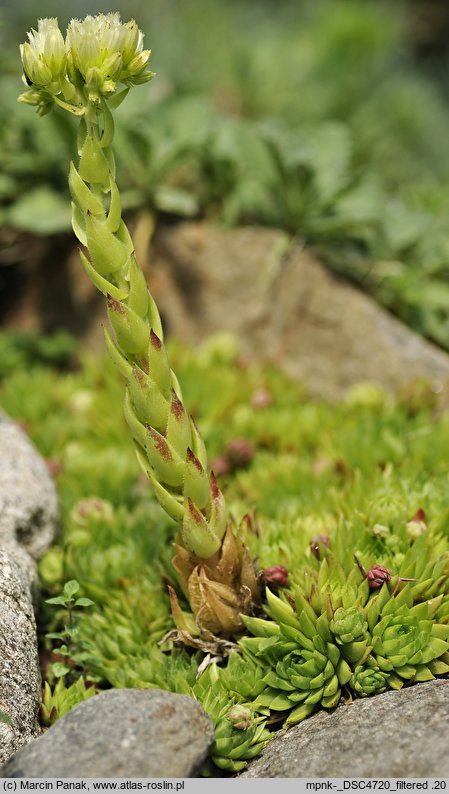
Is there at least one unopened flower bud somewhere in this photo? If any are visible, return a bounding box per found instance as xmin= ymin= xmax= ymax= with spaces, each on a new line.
xmin=367 ymin=564 xmax=391 ymax=590
xmin=45 ymin=458 xmax=63 ymax=477
xmin=262 ymin=565 xmax=289 ymax=589
xmin=226 ymin=438 xmax=254 ymax=470
xmin=250 ymin=389 xmax=273 ymax=410
xmin=406 ymin=508 xmax=427 ymax=541
xmin=310 ymin=534 xmax=330 ymax=559
xmin=227 ymin=705 xmax=252 ymax=731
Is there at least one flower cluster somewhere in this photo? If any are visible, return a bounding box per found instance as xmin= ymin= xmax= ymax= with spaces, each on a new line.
xmin=19 ymin=15 xmax=153 ymax=115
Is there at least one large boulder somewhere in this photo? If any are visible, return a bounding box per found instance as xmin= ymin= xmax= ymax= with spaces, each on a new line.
xmin=6 ymin=222 xmax=449 ymax=401
xmin=1 ymin=689 xmax=214 ymax=778
xmin=241 ymin=679 xmax=449 ymax=778
xmin=0 ymin=412 xmax=59 ymax=765
xmin=151 ymin=222 xmax=449 ymax=400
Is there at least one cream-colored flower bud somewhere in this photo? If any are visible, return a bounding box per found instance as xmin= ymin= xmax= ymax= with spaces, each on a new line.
xmin=21 ymin=19 xmax=66 ymax=86
xmin=66 ymin=13 xmax=153 ymax=96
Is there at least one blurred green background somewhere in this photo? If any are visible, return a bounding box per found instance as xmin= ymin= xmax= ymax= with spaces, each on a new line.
xmin=3 ymin=0 xmax=449 ymax=348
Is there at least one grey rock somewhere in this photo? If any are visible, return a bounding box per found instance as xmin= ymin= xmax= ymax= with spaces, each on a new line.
xmin=241 ymin=680 xmax=449 ymax=778
xmin=0 ymin=411 xmax=59 ymax=560
xmin=0 ymin=547 xmax=42 ymax=765
xmin=151 ymin=222 xmax=449 ymax=401
xmin=1 ymin=689 xmax=214 ymax=778
xmin=0 ymin=412 xmax=59 ymax=764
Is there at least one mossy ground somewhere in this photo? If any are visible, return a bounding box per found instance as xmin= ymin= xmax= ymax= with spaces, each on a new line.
xmin=1 ymin=330 xmax=449 ymax=772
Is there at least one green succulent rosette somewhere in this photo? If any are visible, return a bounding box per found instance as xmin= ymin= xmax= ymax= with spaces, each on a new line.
xmin=240 ymin=567 xmax=449 ymax=724
xmin=40 ymin=677 xmax=96 ymax=726
xmin=371 ymin=599 xmax=449 ymax=687
xmin=330 ymin=606 xmax=368 ymax=644
xmin=350 ymin=662 xmax=389 ymax=697
xmin=240 ymin=589 xmax=356 ymax=724
xmin=193 ymin=666 xmax=270 ymax=773
xmin=218 ymin=650 xmax=267 ymax=701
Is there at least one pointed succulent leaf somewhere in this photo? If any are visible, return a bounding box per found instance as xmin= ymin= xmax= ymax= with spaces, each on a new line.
xmin=145 ymin=425 xmax=185 ymax=487
xmin=136 ymin=450 xmax=184 ymax=522
xmin=79 ymin=250 xmax=128 ymax=301
xmin=126 ymin=255 xmax=149 ymax=318
xmin=265 ymin=588 xmax=299 ymax=628
xmin=123 ymin=389 xmax=147 ymax=449
xmin=86 ymin=214 xmax=129 ymax=276
xmin=341 ymin=639 xmax=370 ymax=666
xmin=79 ymin=132 xmax=110 ymax=183
xmin=69 ymin=161 xmax=104 ymax=215
xmin=209 ymin=472 xmax=228 ymax=542
xmin=166 ymin=390 xmax=192 ymax=458
xmin=182 ymin=499 xmax=221 ymax=559
xmin=71 ymin=202 xmax=87 ymax=246
xmin=107 ymin=296 xmax=149 ymax=355
xmin=100 ymin=98 xmax=114 ymax=148
xmin=128 ymin=365 xmax=169 ymax=430
xmin=183 ymin=449 xmax=210 ymax=511
xmin=241 ymin=615 xmax=280 ymax=638
xmin=146 ymin=330 xmax=172 ymax=397
xmin=190 ymin=416 xmax=208 ymax=470
xmin=285 ymin=702 xmax=316 ymax=724
xmin=106 ymin=175 xmax=121 ymax=232
xmin=412 ymin=665 xmax=434 ymax=682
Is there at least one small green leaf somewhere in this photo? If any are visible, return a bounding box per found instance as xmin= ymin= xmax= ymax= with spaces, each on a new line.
xmin=75 ymin=598 xmax=95 ymax=608
xmin=0 ymin=710 xmax=12 ymax=725
xmin=45 ymin=595 xmax=68 ymax=606
xmin=63 ymin=580 xmax=80 ymax=598
xmin=52 ymin=662 xmax=70 ymax=678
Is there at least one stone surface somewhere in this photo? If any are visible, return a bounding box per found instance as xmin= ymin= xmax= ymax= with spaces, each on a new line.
xmin=6 ymin=221 xmax=449 ymax=401
xmin=151 ymin=222 xmax=449 ymax=401
xmin=0 ymin=547 xmax=42 ymax=766
xmin=241 ymin=679 xmax=449 ymax=778
xmin=0 ymin=411 xmax=59 ymax=560
xmin=0 ymin=412 xmax=59 ymax=764
xmin=1 ymin=689 xmax=215 ymax=778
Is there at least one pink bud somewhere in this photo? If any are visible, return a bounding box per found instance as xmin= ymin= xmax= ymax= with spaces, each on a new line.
xmin=367 ymin=564 xmax=391 ymax=589
xmin=262 ymin=565 xmax=289 ymax=588
xmin=46 ymin=458 xmax=63 ymax=477
xmin=250 ymin=389 xmax=273 ymax=410
xmin=227 ymin=705 xmax=252 ymax=730
xmin=226 ymin=438 xmax=254 ymax=469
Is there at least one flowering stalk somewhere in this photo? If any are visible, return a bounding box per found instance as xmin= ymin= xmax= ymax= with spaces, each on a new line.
xmin=19 ymin=14 xmax=259 ymax=639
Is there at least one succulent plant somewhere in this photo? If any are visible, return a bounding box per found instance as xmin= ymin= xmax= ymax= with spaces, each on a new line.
xmin=330 ymin=606 xmax=368 ymax=644
xmin=18 ymin=13 xmax=260 ymax=639
xmin=371 ymin=598 xmax=449 ymax=687
xmin=350 ymin=662 xmax=389 ymax=697
xmin=40 ymin=677 xmax=96 ymax=726
xmin=240 ymin=546 xmax=449 ymax=724
xmin=192 ymin=665 xmax=270 ymax=773
xmin=241 ymin=589 xmax=353 ymax=724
